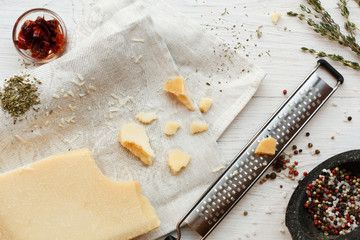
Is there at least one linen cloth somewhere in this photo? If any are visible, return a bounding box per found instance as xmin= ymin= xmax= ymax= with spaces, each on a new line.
xmin=0 ymin=17 xmax=224 ymax=239
xmin=75 ymin=0 xmax=266 ymax=139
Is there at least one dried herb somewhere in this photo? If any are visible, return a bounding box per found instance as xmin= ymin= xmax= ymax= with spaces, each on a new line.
xmin=287 ymin=0 xmax=360 ymax=71
xmin=0 ymin=74 xmax=41 ymax=119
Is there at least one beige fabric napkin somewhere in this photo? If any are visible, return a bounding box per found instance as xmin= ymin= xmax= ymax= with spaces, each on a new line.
xmin=75 ymin=0 xmax=266 ymax=140
xmin=0 ymin=17 xmax=224 ymax=239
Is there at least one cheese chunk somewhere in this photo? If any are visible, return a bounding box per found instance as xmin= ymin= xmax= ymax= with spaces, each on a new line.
xmin=119 ymin=122 xmax=155 ymax=165
xmin=190 ymin=121 xmax=209 ymax=134
xmin=168 ymin=150 xmax=191 ymax=175
xmin=199 ymin=97 xmax=213 ymax=113
xmin=164 ymin=77 xmax=194 ymax=111
xmin=0 ymin=148 xmax=160 ymax=240
xmin=272 ymin=12 xmax=281 ymax=25
xmin=165 ymin=121 xmax=181 ymax=136
xmin=136 ymin=112 xmax=158 ymax=124
xmin=255 ymin=137 xmax=277 ymax=155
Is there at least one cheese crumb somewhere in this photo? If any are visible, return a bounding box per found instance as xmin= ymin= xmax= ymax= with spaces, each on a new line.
xmin=190 ymin=121 xmax=209 ymax=134
xmin=167 ymin=150 xmax=191 ymax=175
xmin=52 ymin=93 xmax=60 ymax=99
xmin=164 ymin=121 xmax=181 ymax=136
xmin=136 ymin=112 xmax=158 ymax=124
xmin=88 ymin=106 xmax=92 ymax=111
xmin=67 ymin=90 xmax=75 ymax=98
xmin=199 ymin=97 xmax=213 ymax=113
xmin=68 ymin=104 xmax=77 ymax=112
xmin=255 ymin=137 xmax=277 ymax=155
xmin=212 ymin=166 xmax=225 ymax=173
xmin=272 ymin=12 xmax=281 ymax=25
xmin=119 ymin=122 xmax=155 ymax=166
xmin=132 ymin=38 xmax=145 ymax=43
xmin=164 ymin=77 xmax=194 ymax=111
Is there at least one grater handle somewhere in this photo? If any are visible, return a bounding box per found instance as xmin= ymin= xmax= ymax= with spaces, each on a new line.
xmin=317 ymin=59 xmax=344 ymax=84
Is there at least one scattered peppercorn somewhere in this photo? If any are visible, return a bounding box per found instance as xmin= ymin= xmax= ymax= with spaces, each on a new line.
xmin=283 ymin=89 xmax=287 ymax=95
xmin=243 ymin=211 xmax=248 ymax=216
xmin=331 ymin=136 xmax=335 ymax=140
xmin=299 ymin=149 xmax=303 ymax=153
xmin=292 ymin=145 xmax=297 ymax=150
xmin=266 ymin=174 xmax=270 ymax=179
xmin=303 ymin=172 xmax=307 ymax=176
xmin=315 ymin=149 xmax=320 ymax=154
xmin=294 ymin=150 xmax=299 ymax=155
xmin=270 ymin=172 xmax=277 ymax=179
xmin=348 ymin=116 xmax=352 ymax=121
xmin=280 ymin=185 xmax=283 ymax=188
xmin=308 ymin=143 xmax=313 ymax=148
xmin=306 ymin=132 xmax=310 ymax=137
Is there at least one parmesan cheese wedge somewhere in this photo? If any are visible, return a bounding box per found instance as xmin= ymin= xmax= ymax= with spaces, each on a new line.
xmin=164 ymin=121 xmax=181 ymax=136
xmin=0 ymin=148 xmax=160 ymax=240
xmin=164 ymin=77 xmax=194 ymax=111
xmin=136 ymin=112 xmax=158 ymax=124
xmin=168 ymin=150 xmax=191 ymax=175
xmin=199 ymin=97 xmax=213 ymax=113
xmin=119 ymin=122 xmax=155 ymax=165
xmin=255 ymin=137 xmax=277 ymax=155
xmin=190 ymin=121 xmax=209 ymax=134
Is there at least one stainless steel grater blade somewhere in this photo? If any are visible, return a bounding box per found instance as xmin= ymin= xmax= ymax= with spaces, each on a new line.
xmin=165 ymin=60 xmax=344 ymax=240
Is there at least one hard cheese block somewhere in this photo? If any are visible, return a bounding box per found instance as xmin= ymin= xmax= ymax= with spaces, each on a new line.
xmin=164 ymin=77 xmax=194 ymax=111
xmin=0 ymin=148 xmax=160 ymax=240
xmin=119 ymin=122 xmax=155 ymax=165
xmin=199 ymin=97 xmax=212 ymax=113
xmin=255 ymin=137 xmax=277 ymax=155
xmin=190 ymin=121 xmax=209 ymax=134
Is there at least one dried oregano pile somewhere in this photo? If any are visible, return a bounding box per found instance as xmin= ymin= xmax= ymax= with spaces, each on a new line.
xmin=0 ymin=74 xmax=41 ymax=119
xmin=288 ymin=0 xmax=360 ymax=71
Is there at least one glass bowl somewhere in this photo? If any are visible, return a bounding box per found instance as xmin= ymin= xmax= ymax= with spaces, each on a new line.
xmin=12 ymin=8 xmax=67 ymax=64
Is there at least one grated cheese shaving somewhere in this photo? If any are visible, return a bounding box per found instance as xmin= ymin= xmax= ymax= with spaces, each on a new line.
xmin=87 ymin=106 xmax=92 ymax=111
xmin=109 ymin=107 xmax=120 ymax=112
xmin=60 ymin=89 xmax=65 ymax=93
xmin=104 ymin=121 xmax=116 ymax=132
xmin=44 ymin=120 xmax=50 ymax=126
xmin=79 ymin=93 xmax=85 ymax=97
xmin=134 ymin=55 xmax=143 ymax=63
xmin=53 ymin=93 xmax=60 ymax=99
xmin=63 ymin=94 xmax=68 ymax=98
xmin=14 ymin=135 xmax=26 ymax=144
xmin=212 ymin=166 xmax=225 ymax=173
xmin=111 ymin=93 xmax=119 ymax=100
xmin=132 ymin=38 xmax=145 ymax=43
xmin=68 ymin=104 xmax=77 ymax=112
xmin=67 ymin=91 xmax=75 ymax=98
xmin=63 ymin=133 xmax=81 ymax=144
xmin=72 ymin=80 xmax=85 ymax=86
xmin=119 ymin=96 xmax=133 ymax=107
xmin=66 ymin=116 xmax=76 ymax=123
xmin=17 ymin=165 xmax=34 ymax=172
xmin=89 ymin=85 xmax=97 ymax=91
xmin=77 ymin=73 xmax=84 ymax=81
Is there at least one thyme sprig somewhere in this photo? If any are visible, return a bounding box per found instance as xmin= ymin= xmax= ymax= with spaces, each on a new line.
xmin=287 ymin=0 xmax=360 ymax=71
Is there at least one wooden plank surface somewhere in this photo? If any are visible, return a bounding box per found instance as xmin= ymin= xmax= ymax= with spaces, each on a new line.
xmin=1 ymin=0 xmax=359 ymax=239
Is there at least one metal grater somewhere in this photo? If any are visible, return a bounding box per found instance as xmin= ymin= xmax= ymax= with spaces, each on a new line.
xmin=165 ymin=60 xmax=344 ymax=240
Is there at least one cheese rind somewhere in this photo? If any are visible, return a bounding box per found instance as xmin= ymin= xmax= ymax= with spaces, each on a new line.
xmin=199 ymin=97 xmax=213 ymax=113
xmin=255 ymin=137 xmax=277 ymax=155
xmin=190 ymin=121 xmax=209 ymax=134
xmin=167 ymin=150 xmax=191 ymax=175
xmin=164 ymin=77 xmax=194 ymax=111
xmin=119 ymin=122 xmax=155 ymax=165
xmin=164 ymin=121 xmax=181 ymax=136
xmin=136 ymin=112 xmax=158 ymax=124
xmin=0 ymin=148 xmax=160 ymax=240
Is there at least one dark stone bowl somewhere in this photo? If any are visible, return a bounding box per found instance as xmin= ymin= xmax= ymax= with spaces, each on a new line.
xmin=285 ymin=150 xmax=360 ymax=240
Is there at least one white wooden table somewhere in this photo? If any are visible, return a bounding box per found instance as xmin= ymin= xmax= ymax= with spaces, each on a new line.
xmin=1 ymin=0 xmax=359 ymax=239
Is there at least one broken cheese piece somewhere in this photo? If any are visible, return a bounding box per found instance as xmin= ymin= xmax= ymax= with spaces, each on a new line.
xmin=164 ymin=77 xmax=194 ymax=111
xmin=0 ymin=148 xmax=160 ymax=240
xmin=168 ymin=150 xmax=191 ymax=175
xmin=119 ymin=122 xmax=155 ymax=165
xmin=255 ymin=137 xmax=277 ymax=155
xmin=199 ymin=97 xmax=213 ymax=113
xmin=164 ymin=121 xmax=181 ymax=136
xmin=272 ymin=12 xmax=281 ymax=25
xmin=136 ymin=112 xmax=158 ymax=124
xmin=190 ymin=121 xmax=209 ymax=134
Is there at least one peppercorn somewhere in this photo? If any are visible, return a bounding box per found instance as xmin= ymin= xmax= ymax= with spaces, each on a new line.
xmin=280 ymin=185 xmax=283 ymax=188
xmin=294 ymin=150 xmax=299 ymax=155
xmin=315 ymin=149 xmax=320 ymax=154
xmin=283 ymin=89 xmax=287 ymax=95
xmin=266 ymin=174 xmax=270 ymax=179
xmin=348 ymin=116 xmax=352 ymax=121
xmin=292 ymin=145 xmax=297 ymax=150
xmin=243 ymin=211 xmax=248 ymax=216
xmin=299 ymin=149 xmax=303 ymax=153
xmin=308 ymin=143 xmax=313 ymax=148
xmin=331 ymin=136 xmax=335 ymax=140
xmin=306 ymin=132 xmax=310 ymax=137
xmin=270 ymin=172 xmax=277 ymax=179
